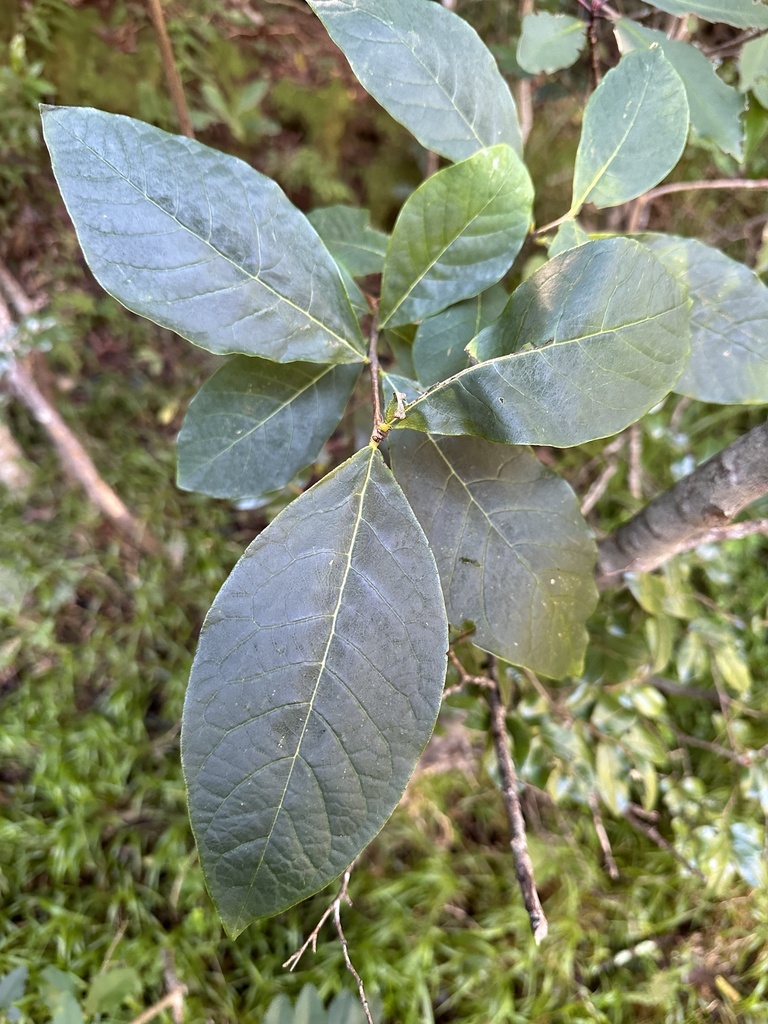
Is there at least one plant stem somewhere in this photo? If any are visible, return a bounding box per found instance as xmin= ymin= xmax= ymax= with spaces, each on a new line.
xmin=640 ymin=177 xmax=768 ymax=202
xmin=368 ymin=319 xmax=389 ymax=447
xmin=597 ymin=418 xmax=768 ymax=582
xmin=487 ymin=660 xmax=548 ymax=944
xmin=146 ymin=0 xmax=194 ymax=138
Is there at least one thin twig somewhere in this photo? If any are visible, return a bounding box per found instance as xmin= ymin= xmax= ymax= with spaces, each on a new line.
xmin=640 ymin=178 xmax=768 ymax=203
xmin=588 ymin=792 xmax=619 ymax=879
xmin=628 ymin=423 xmax=642 ymax=500
xmin=702 ymin=28 xmax=767 ymax=57
xmin=516 ymin=0 xmax=534 ymax=145
xmin=146 ymin=0 xmax=194 ymax=138
xmin=487 ymin=659 xmax=548 ymax=944
xmin=580 ymin=461 xmax=618 ymax=516
xmin=669 ymin=724 xmax=751 ymax=767
xmin=284 ymin=861 xmax=375 ymax=1024
xmin=624 ymin=804 xmax=705 ymax=880
xmin=587 ymin=1 xmax=602 ymax=89
xmin=127 ymin=985 xmax=187 ymax=1024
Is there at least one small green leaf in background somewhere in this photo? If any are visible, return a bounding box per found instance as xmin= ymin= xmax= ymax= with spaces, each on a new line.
xmin=41 ymin=106 xmax=364 ymax=365
xmin=83 ymin=968 xmax=141 ymax=1018
xmin=571 ymin=48 xmax=689 ymax=212
xmin=547 ymin=219 xmax=589 ymax=258
xmin=715 ymin=641 xmax=752 ymax=695
xmin=739 ymin=34 xmax=768 ymax=107
xmin=177 ymin=357 xmax=360 ymax=501
xmin=40 ymin=968 xmax=83 ymax=1024
xmin=306 ymin=0 xmax=522 ymax=161
xmin=639 ymin=234 xmax=768 ymax=404
xmin=644 ymin=0 xmax=768 ymax=29
xmin=0 ymin=966 xmax=26 ymax=1022
xmin=292 ymin=984 xmax=326 ymax=1024
xmin=307 ymin=205 xmax=388 ymax=277
xmin=402 ymin=238 xmax=690 ymax=447
xmin=379 ymin=145 xmax=533 ymax=328
xmin=615 ymin=19 xmax=745 ymax=160
xmin=182 ymin=447 xmax=447 ymax=934
xmin=516 ymin=12 xmax=587 ymax=75
xmin=595 ymin=743 xmax=630 ymax=816
xmin=390 ymin=433 xmax=598 ymax=678
xmin=412 ymin=285 xmax=508 ymax=386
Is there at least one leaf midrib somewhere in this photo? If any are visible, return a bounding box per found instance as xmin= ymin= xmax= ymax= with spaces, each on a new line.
xmin=54 ymin=113 xmax=363 ymax=359
xmin=233 ymin=448 xmax=375 ymax=930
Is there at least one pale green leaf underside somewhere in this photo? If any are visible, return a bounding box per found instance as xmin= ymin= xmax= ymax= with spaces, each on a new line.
xmin=306 ymin=0 xmax=522 ymax=162
xmin=516 ymin=12 xmax=587 ymax=75
xmin=41 ymin=106 xmax=364 ymax=364
xmin=177 ymin=356 xmax=361 ymax=500
xmin=401 ymin=238 xmax=690 ymax=447
xmin=413 ymin=285 xmax=508 ymax=387
xmin=380 ymin=145 xmax=532 ymax=328
xmin=615 ymin=20 xmax=744 ymax=160
xmin=181 ymin=447 xmax=447 ymax=934
xmin=571 ymin=48 xmax=689 ymax=212
xmin=639 ymin=234 xmax=768 ymax=404
xmin=307 ymin=205 xmax=388 ymax=277
xmin=645 ymin=0 xmax=768 ymax=29
xmin=739 ymin=35 xmax=768 ymax=106
xmin=390 ymin=433 xmax=598 ymax=679
xmin=547 ymin=220 xmax=589 ymax=258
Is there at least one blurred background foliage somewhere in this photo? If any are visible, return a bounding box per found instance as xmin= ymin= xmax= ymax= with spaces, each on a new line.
xmin=1 ymin=0 xmax=768 ymax=1021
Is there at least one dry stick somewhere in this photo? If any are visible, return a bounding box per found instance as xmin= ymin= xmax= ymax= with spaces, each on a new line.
xmin=588 ymin=793 xmax=619 ymax=880
xmin=0 ymin=274 xmax=161 ymax=555
xmin=516 ymin=0 xmax=535 ymax=145
xmin=283 ymin=861 xmax=375 ymax=1024
xmin=127 ymin=986 xmax=187 ymax=1024
xmin=146 ymin=0 xmax=194 ymax=138
xmin=640 ymin=177 xmax=768 ymax=203
xmin=487 ymin=662 xmax=548 ymax=944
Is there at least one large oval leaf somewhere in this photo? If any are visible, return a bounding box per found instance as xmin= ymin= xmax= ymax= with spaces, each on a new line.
xmin=615 ymin=20 xmax=745 ymax=160
xmin=41 ymin=106 xmax=364 ymax=364
xmin=571 ymin=48 xmax=689 ymax=213
xmin=390 ymin=433 xmax=598 ymax=678
xmin=307 ymin=205 xmax=388 ymax=278
xmin=645 ymin=0 xmax=768 ymax=29
xmin=639 ymin=234 xmax=768 ymax=404
xmin=177 ymin=357 xmax=361 ymax=500
xmin=400 ymin=238 xmax=690 ymax=447
xmin=379 ymin=145 xmax=532 ymax=329
xmin=182 ymin=447 xmax=448 ymax=934
xmin=413 ymin=285 xmax=508 ymax=387
xmin=306 ymin=0 xmax=522 ymax=162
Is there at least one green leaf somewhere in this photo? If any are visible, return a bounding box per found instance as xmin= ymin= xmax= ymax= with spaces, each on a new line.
xmin=639 ymin=234 xmax=768 ymax=404
xmin=645 ymin=0 xmax=768 ymax=29
xmin=0 ymin=967 xmax=27 ymax=1012
xmin=306 ymin=0 xmax=522 ymax=161
xmin=547 ymin=220 xmax=589 ymax=258
xmin=182 ymin=447 xmax=447 ymax=933
xmin=402 ymin=238 xmax=690 ymax=447
xmin=595 ymin=743 xmax=630 ymax=816
xmin=615 ymin=20 xmax=745 ymax=160
xmin=177 ymin=357 xmax=360 ymax=500
xmin=83 ymin=969 xmax=141 ymax=1018
xmin=390 ymin=433 xmax=597 ymax=678
xmin=516 ymin=12 xmax=587 ymax=75
xmin=293 ymin=984 xmax=326 ymax=1024
xmin=41 ymin=106 xmax=364 ymax=364
xmin=307 ymin=205 xmax=388 ymax=277
xmin=571 ymin=48 xmax=689 ymax=212
xmin=264 ymin=994 xmax=294 ymax=1024
xmin=740 ymin=34 xmax=768 ymax=107
xmin=413 ymin=286 xmax=508 ymax=387
xmin=379 ymin=145 xmax=533 ymax=328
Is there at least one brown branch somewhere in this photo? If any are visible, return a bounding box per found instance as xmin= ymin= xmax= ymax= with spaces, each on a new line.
xmin=146 ymin=0 xmax=194 ymax=138
xmin=588 ymin=792 xmax=619 ymax=879
xmin=487 ymin=661 xmax=548 ymax=944
xmin=623 ymin=804 xmax=705 ymax=880
xmin=639 ymin=177 xmax=768 ymax=203
xmin=283 ymin=861 xmax=374 ymax=1024
xmin=597 ymin=418 xmax=768 ymax=583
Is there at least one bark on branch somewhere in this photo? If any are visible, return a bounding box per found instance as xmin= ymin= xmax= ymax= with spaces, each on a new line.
xmin=597 ymin=418 xmax=768 ymax=584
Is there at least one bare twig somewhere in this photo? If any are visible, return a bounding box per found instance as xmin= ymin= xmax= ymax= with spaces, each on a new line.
xmin=639 ymin=177 xmax=768 ymax=203
xmin=284 ymin=861 xmax=375 ymax=1024
xmin=669 ymin=724 xmax=751 ymax=767
xmin=588 ymin=792 xmax=619 ymax=879
xmin=624 ymin=804 xmax=705 ymax=880
xmin=127 ymin=976 xmax=187 ymax=1024
xmin=146 ymin=0 xmax=194 ymax=138
xmin=580 ymin=461 xmax=618 ymax=516
xmin=516 ymin=0 xmax=534 ymax=145
xmin=0 ymin=268 xmax=161 ymax=555
xmin=628 ymin=423 xmax=642 ymax=500
xmin=487 ymin=660 xmax=548 ymax=943
xmin=587 ymin=1 xmax=602 ymax=88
